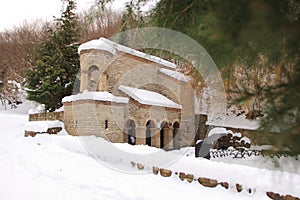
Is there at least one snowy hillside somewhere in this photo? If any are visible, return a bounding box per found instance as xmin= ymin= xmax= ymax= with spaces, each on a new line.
xmin=0 ymin=107 xmax=300 ymax=199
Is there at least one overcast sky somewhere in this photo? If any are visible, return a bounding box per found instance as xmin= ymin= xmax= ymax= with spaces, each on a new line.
xmin=0 ymin=0 xmax=94 ymax=31
xmin=0 ymin=0 xmax=157 ymax=31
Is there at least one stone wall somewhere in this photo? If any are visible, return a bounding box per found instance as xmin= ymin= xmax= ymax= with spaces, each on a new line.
xmin=195 ymin=114 xmax=208 ymax=140
xmin=29 ymin=111 xmax=64 ymax=122
xmin=63 ymin=100 xmax=127 ymax=143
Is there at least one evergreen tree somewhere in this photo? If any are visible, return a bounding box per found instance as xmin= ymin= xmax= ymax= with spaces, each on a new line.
xmin=26 ymin=0 xmax=80 ymax=111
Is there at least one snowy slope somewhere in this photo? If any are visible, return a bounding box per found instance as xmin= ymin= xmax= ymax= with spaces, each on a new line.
xmin=0 ymin=110 xmax=299 ymax=199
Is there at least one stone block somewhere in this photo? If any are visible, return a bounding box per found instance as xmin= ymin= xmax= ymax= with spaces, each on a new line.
xmin=198 ymin=177 xmax=218 ymax=188
xmin=152 ymin=167 xmax=159 ymax=175
xmin=130 ymin=161 xmax=136 ymax=167
xmin=159 ymin=168 xmax=172 ymax=177
xmin=236 ymin=183 xmax=243 ymax=192
xmin=179 ymin=172 xmax=186 ymax=181
xmin=25 ymin=131 xmax=38 ymax=137
xmin=186 ymin=174 xmax=194 ymax=183
xmin=266 ymin=192 xmax=281 ymax=200
xmin=220 ymin=182 xmax=229 ymax=189
xmin=137 ymin=163 xmax=144 ymax=170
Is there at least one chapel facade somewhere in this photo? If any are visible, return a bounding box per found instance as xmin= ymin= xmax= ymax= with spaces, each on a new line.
xmin=62 ymin=37 xmax=203 ymax=149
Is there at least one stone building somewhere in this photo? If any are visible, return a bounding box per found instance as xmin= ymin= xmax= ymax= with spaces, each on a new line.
xmin=62 ymin=37 xmax=205 ymax=149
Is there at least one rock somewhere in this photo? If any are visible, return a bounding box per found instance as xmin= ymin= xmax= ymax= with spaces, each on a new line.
xmin=160 ymin=168 xmax=172 ymax=177
xmin=198 ymin=177 xmax=218 ymax=188
xmin=220 ymin=182 xmax=229 ymax=189
xmin=152 ymin=167 xmax=159 ymax=175
xmin=282 ymin=194 xmax=300 ymax=200
xmin=47 ymin=127 xmax=62 ymax=134
xmin=236 ymin=183 xmax=243 ymax=192
xmin=25 ymin=131 xmax=38 ymax=137
xmin=233 ymin=141 xmax=241 ymax=148
xmin=186 ymin=174 xmax=194 ymax=183
xmin=266 ymin=192 xmax=281 ymax=200
xmin=245 ymin=143 xmax=251 ymax=148
xmin=137 ymin=163 xmax=144 ymax=170
xmin=179 ymin=172 xmax=186 ymax=181
xmin=130 ymin=161 xmax=136 ymax=167
xmin=233 ymin=136 xmax=241 ymax=141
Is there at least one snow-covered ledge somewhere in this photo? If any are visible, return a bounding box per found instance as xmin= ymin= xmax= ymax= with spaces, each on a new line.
xmin=62 ymin=91 xmax=129 ymax=104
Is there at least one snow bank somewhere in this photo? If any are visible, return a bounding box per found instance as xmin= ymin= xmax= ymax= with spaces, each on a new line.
xmin=62 ymin=91 xmax=129 ymax=104
xmin=1 ymin=112 xmax=300 ymax=200
xmin=78 ymin=37 xmax=176 ymax=69
xmin=119 ymin=85 xmax=182 ymax=109
xmin=24 ymin=120 xmax=64 ymax=132
xmin=28 ymin=104 xmax=45 ymax=114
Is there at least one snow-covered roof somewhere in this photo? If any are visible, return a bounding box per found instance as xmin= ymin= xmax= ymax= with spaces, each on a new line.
xmin=78 ymin=39 xmax=116 ymax=55
xmin=118 ymin=85 xmax=182 ymax=109
xmin=207 ymin=112 xmax=260 ymax=130
xmin=62 ymin=91 xmax=129 ymax=104
xmin=207 ymin=127 xmax=227 ymax=137
xmin=159 ymin=68 xmax=189 ymax=82
xmin=78 ymin=37 xmax=176 ymax=69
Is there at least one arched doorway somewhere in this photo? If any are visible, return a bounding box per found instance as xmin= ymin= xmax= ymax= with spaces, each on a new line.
xmin=125 ymin=120 xmax=136 ymax=145
xmin=160 ymin=121 xmax=169 ymax=148
xmin=173 ymin=121 xmax=180 ymax=148
xmin=146 ymin=120 xmax=154 ymax=146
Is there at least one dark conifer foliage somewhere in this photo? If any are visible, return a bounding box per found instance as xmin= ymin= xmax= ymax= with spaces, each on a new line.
xmin=26 ymin=0 xmax=80 ymax=111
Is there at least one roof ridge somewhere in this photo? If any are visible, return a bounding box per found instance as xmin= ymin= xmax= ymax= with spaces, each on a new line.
xmin=78 ymin=37 xmax=176 ymax=69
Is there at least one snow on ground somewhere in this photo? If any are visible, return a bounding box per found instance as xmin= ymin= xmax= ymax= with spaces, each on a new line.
xmin=0 ymin=106 xmax=299 ymax=199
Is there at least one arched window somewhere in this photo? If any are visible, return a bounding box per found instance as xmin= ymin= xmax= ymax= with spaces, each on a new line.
xmin=88 ymin=65 xmax=99 ymax=91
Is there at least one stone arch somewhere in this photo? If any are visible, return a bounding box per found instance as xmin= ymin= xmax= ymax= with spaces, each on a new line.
xmin=145 ymin=120 xmax=155 ymax=146
xmin=140 ymin=83 xmax=180 ymax=104
xmin=124 ymin=119 xmax=136 ymax=145
xmin=88 ymin=65 xmax=100 ymax=91
xmin=160 ymin=121 xmax=169 ymax=148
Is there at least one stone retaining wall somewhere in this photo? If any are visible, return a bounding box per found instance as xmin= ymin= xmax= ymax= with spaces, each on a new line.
xmin=29 ymin=111 xmax=64 ymax=122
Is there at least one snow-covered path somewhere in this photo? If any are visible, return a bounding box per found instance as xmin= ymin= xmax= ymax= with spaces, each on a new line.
xmin=0 ymin=112 xmax=298 ymax=200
